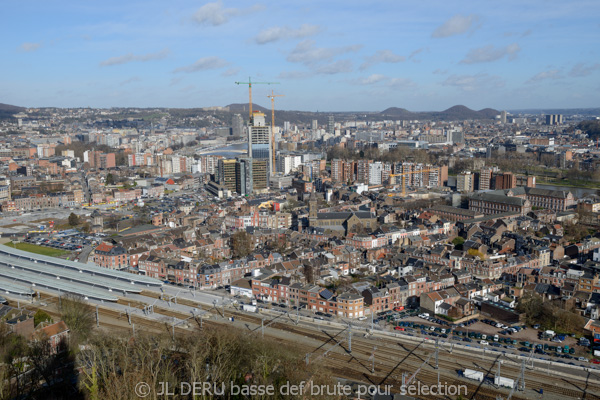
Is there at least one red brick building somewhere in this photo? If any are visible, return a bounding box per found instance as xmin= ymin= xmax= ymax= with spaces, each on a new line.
xmin=93 ymin=242 xmax=128 ymax=270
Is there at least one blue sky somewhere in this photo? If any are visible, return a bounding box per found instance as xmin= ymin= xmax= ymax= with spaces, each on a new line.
xmin=2 ymin=0 xmax=599 ymax=111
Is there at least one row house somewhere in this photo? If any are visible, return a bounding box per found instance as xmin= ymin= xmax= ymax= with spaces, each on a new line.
xmin=420 ymin=287 xmax=461 ymax=316
xmin=138 ymin=254 xmax=164 ymax=278
xmin=113 ymin=188 xmax=142 ymax=203
xmin=289 ymin=283 xmax=327 ymax=310
xmin=345 ymin=234 xmax=387 ymax=250
xmin=538 ymin=266 xmax=565 ymax=287
xmin=404 ymin=275 xmax=444 ymax=305
xmin=360 ymin=281 xmax=410 ymax=314
xmin=164 ymin=259 xmax=196 ymax=285
xmin=258 ymin=212 xmax=292 ymax=229
xmin=197 ymin=260 xmax=254 ymax=288
xmin=225 ymin=212 xmax=259 ymax=229
xmin=463 ymin=258 xmax=505 ymax=279
xmin=287 ymin=283 xmax=365 ymax=318
xmin=128 ymin=247 xmax=150 ymax=269
xmin=252 ymin=274 xmax=291 ymax=303
xmin=2 ymin=192 xmax=83 ymax=212
xmin=143 ymin=184 xmax=164 ymax=198
xmin=336 ymin=293 xmax=365 ymax=318
xmin=361 ymin=287 xmax=390 ymax=314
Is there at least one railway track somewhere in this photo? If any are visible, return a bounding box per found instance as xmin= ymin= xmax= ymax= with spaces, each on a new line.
xmin=135 ymin=297 xmax=600 ymax=399
xmin=8 ymin=292 xmax=600 ymax=399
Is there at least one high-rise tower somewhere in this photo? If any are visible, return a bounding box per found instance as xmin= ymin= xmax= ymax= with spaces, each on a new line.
xmin=248 ymin=111 xmax=272 ymax=184
xmin=327 ymin=115 xmax=334 ymax=135
xmin=232 ymin=114 xmax=244 ymax=137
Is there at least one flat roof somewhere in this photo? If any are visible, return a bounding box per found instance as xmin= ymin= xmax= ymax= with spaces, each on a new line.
xmin=0 ymin=245 xmax=162 ymax=287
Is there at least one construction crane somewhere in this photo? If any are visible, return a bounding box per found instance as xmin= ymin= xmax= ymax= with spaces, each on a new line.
xmin=234 ymin=77 xmax=279 ymax=120
xmin=389 ymin=168 xmax=433 ymax=196
xmin=266 ymin=90 xmax=284 ymax=175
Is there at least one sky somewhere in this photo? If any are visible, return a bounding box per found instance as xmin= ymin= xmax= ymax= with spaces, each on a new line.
xmin=1 ymin=0 xmax=599 ymax=112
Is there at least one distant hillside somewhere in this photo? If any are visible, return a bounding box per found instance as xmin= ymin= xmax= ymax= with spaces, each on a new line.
xmin=380 ymin=105 xmax=499 ymax=121
xmin=478 ymin=108 xmax=501 ymax=119
xmin=0 ymin=103 xmax=25 ymax=120
xmin=578 ymin=120 xmax=600 ymax=140
xmin=509 ymin=108 xmax=600 ymax=116
xmin=226 ymin=103 xmax=269 ymax=113
xmin=379 ymin=107 xmax=419 ymax=120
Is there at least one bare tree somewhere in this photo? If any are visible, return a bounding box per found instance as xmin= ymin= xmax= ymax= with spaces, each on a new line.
xmin=60 ymin=294 xmax=94 ymax=343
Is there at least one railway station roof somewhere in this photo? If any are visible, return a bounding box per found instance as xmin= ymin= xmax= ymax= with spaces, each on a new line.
xmin=0 ymin=267 xmax=118 ymax=302
xmin=0 ymin=256 xmax=142 ymax=294
xmin=0 ymin=245 xmax=162 ymax=287
xmin=0 ymin=278 xmax=35 ymax=295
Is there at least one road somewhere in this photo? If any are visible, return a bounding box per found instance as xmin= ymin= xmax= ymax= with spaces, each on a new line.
xmin=76 ymin=245 xmax=94 ymax=263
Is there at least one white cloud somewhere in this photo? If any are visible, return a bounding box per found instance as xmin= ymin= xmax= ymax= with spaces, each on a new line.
xmin=192 ymin=1 xmax=263 ymax=26
xmin=442 ymin=73 xmax=504 ymax=91
xmin=360 ymin=50 xmax=405 ymax=71
xmin=277 ymin=70 xmax=310 ymax=80
xmin=432 ymin=14 xmax=479 ymax=38
xmin=526 ymin=69 xmax=562 ymax=83
xmin=20 ymin=42 xmax=41 ymax=52
xmin=460 ymin=43 xmax=520 ymax=64
xmin=315 ymin=60 xmax=353 ymax=75
xmin=255 ymin=24 xmax=320 ymax=44
xmin=570 ymin=63 xmax=600 ymax=77
xmin=100 ymin=48 xmax=170 ymax=66
xmin=170 ymin=77 xmax=184 ymax=86
xmin=222 ymin=67 xmax=240 ymax=77
xmin=359 ymin=74 xmax=387 ymax=85
xmin=286 ymin=40 xmax=362 ymax=66
xmin=357 ymin=74 xmax=416 ymax=90
xmin=503 ymin=29 xmax=532 ymax=38
xmin=173 ymin=56 xmax=228 ymax=73
xmin=120 ymin=77 xmax=141 ymax=85
xmin=389 ymin=78 xmax=416 ymax=89
xmin=408 ymin=48 xmax=425 ymax=60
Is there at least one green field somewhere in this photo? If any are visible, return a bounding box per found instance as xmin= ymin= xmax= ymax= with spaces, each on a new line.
xmin=3 ymin=242 xmax=69 ymax=257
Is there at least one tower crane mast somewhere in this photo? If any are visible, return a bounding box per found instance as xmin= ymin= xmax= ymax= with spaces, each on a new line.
xmin=267 ymin=90 xmax=284 ymax=175
xmin=235 ymin=77 xmax=279 ymax=120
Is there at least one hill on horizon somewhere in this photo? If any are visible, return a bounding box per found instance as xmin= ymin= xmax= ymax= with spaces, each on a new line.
xmin=226 ymin=103 xmax=269 ymax=113
xmin=380 ymin=105 xmax=499 ymax=121
xmin=0 ymin=103 xmax=26 ymax=120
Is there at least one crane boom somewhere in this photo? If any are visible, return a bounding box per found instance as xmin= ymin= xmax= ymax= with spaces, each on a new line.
xmin=389 ymin=168 xmax=433 ymax=196
xmin=267 ymin=90 xmax=284 ymax=175
xmin=235 ymin=77 xmax=279 ymax=119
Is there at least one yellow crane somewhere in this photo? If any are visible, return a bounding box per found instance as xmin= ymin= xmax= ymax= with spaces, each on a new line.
xmin=267 ymin=90 xmax=284 ymax=175
xmin=234 ymin=77 xmax=279 ymax=120
xmin=389 ymin=168 xmax=433 ymax=196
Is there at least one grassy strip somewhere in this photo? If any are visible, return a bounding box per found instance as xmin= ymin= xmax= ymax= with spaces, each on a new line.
xmin=536 ymin=178 xmax=600 ymax=190
xmin=3 ymin=242 xmax=69 ymax=257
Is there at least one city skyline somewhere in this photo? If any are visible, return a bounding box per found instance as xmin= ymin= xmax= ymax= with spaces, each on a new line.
xmin=2 ymin=0 xmax=599 ymax=111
